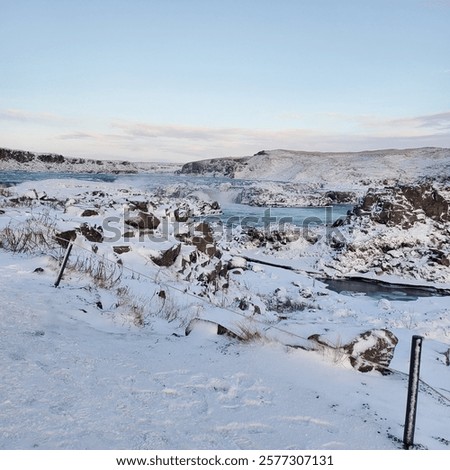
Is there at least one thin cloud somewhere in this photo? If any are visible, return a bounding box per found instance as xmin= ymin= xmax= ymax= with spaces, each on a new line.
xmin=0 ymin=108 xmax=70 ymax=125
xmin=59 ymin=132 xmax=98 ymax=140
xmin=321 ymin=111 xmax=450 ymax=134
xmin=31 ymin=115 xmax=450 ymax=162
xmin=110 ymin=120 xmax=317 ymax=144
xmin=393 ymin=112 xmax=450 ymax=131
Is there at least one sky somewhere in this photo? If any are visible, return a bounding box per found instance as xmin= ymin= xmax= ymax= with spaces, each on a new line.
xmin=1 ymin=0 xmax=450 ymax=162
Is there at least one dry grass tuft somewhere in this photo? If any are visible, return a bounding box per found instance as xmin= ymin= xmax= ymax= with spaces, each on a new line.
xmin=69 ymin=254 xmax=123 ymax=289
xmin=0 ymin=212 xmax=58 ymax=254
xmin=236 ymin=321 xmax=267 ymax=343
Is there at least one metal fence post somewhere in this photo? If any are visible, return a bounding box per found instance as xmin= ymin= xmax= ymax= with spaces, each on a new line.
xmin=403 ymin=335 xmax=423 ymax=449
xmin=54 ymin=241 xmax=74 ymax=288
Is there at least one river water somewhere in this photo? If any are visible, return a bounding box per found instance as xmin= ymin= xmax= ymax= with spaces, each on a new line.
xmin=0 ymin=170 xmax=352 ymax=226
xmin=3 ymin=170 xmax=440 ymax=301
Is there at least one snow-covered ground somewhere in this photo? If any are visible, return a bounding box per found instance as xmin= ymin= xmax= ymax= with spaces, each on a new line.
xmin=0 ymin=178 xmax=449 ymax=450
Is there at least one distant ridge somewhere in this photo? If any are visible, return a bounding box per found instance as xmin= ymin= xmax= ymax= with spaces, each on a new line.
xmin=180 ymin=147 xmax=450 ymax=188
xmin=0 ymin=147 xmax=181 ymax=174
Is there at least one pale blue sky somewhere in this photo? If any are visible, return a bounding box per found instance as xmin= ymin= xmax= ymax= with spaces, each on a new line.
xmin=1 ymin=0 xmax=450 ymax=162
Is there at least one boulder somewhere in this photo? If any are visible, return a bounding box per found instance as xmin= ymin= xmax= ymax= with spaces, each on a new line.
xmin=81 ymin=209 xmax=99 ymax=217
xmin=113 ymin=245 xmax=131 ymax=254
xmin=192 ymin=222 xmax=217 ymax=257
xmin=174 ymin=207 xmax=191 ymax=222
xmin=344 ymin=329 xmax=398 ymax=374
xmin=150 ymin=243 xmax=181 ymax=267
xmin=79 ymin=223 xmax=103 ymax=243
xmin=325 ymin=191 xmax=356 ymax=204
xmin=129 ymin=201 xmax=149 ymax=212
xmin=308 ymin=329 xmax=398 ymax=374
xmin=125 ymin=211 xmax=160 ymax=230
xmin=55 ymin=229 xmax=77 ymax=248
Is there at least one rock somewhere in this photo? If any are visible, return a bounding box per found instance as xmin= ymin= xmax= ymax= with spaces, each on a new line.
xmin=37 ymin=153 xmax=65 ymax=164
xmin=180 ymin=158 xmax=241 ymax=177
xmin=185 ymin=318 xmax=241 ymax=340
xmin=125 ymin=211 xmax=160 ymax=230
xmin=113 ymin=245 xmax=131 ymax=254
xmin=129 ymin=201 xmax=149 ymax=212
xmin=192 ymin=222 xmax=217 ymax=257
xmin=150 ymin=243 xmax=181 ymax=267
xmin=81 ymin=209 xmax=99 ymax=217
xmin=245 ymin=227 xmax=298 ymax=247
xmin=33 ymin=267 xmax=44 ymax=273
xmin=181 ymin=250 xmax=198 ymax=268
xmin=352 ymin=184 xmax=449 ymax=229
xmin=444 ymin=348 xmax=450 ymax=367
xmin=325 ymin=191 xmax=356 ymax=204
xmin=55 ymin=229 xmax=77 ymax=248
xmin=344 ymin=329 xmax=398 ymax=374
xmin=401 ymin=185 xmax=449 ymax=222
xmin=174 ymin=207 xmax=191 ymax=222
xmin=0 ymin=148 xmax=34 ymax=163
xmin=429 ymin=249 xmax=450 ymax=267
xmin=79 ymin=223 xmax=103 ymax=243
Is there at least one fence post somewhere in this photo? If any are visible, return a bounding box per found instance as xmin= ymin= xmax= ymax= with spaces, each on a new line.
xmin=54 ymin=241 xmax=74 ymax=288
xmin=403 ymin=335 xmax=423 ymax=450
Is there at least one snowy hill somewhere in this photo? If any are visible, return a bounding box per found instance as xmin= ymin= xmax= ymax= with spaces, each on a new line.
xmin=0 ymin=147 xmax=181 ymax=174
xmin=181 ymin=147 xmax=450 ymax=189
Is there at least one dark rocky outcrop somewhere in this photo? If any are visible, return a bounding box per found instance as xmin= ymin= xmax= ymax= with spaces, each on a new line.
xmin=177 ymin=222 xmax=219 ymax=258
xmin=125 ymin=211 xmax=161 ymax=230
xmin=150 ymin=243 xmax=181 ymax=267
xmin=55 ymin=229 xmax=77 ymax=247
xmin=81 ymin=209 xmax=99 ymax=217
xmin=113 ymin=245 xmax=131 ymax=254
xmin=79 ymin=223 xmax=103 ymax=243
xmin=324 ymin=191 xmax=357 ymax=204
xmin=0 ymin=148 xmax=35 ymax=163
xmin=245 ymin=227 xmax=299 ymax=249
xmin=193 ymin=222 xmax=215 ymax=255
xmin=0 ymin=147 xmax=155 ymax=174
xmin=129 ymin=201 xmax=149 ymax=212
xmin=174 ymin=207 xmax=191 ymax=222
xmin=352 ymin=184 xmax=449 ymax=229
xmin=37 ymin=153 xmax=65 ymax=164
xmin=180 ymin=157 xmax=245 ymax=177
